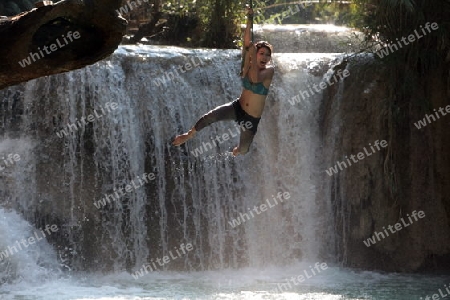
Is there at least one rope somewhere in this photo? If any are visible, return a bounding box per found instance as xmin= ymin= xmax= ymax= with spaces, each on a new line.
xmin=249 ymin=0 xmax=253 ymax=43
xmin=240 ymin=0 xmax=253 ymax=76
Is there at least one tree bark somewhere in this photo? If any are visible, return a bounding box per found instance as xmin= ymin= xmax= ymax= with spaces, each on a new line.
xmin=0 ymin=0 xmax=127 ymax=90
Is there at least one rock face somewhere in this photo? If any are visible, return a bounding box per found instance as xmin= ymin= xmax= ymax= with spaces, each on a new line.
xmin=319 ymin=55 xmax=450 ymax=272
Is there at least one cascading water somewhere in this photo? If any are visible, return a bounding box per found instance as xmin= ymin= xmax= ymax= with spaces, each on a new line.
xmin=0 ymin=27 xmax=444 ymax=300
xmin=0 ymin=43 xmax=335 ymax=271
xmin=0 ymin=207 xmax=59 ymax=284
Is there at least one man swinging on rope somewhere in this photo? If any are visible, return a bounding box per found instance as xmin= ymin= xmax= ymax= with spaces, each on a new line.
xmin=172 ymin=6 xmax=274 ymax=156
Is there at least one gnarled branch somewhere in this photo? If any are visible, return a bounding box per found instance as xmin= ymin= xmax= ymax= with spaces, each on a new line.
xmin=0 ymin=0 xmax=127 ymax=90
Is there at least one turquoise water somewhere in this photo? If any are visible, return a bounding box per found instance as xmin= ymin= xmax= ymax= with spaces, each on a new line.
xmin=2 ymin=264 xmax=448 ymax=300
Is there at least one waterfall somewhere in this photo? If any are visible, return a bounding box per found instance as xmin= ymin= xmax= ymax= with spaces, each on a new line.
xmin=0 ymin=207 xmax=59 ymax=284
xmin=0 ymin=43 xmax=341 ymax=277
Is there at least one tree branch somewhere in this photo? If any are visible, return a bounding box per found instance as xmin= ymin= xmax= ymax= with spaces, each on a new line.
xmin=0 ymin=0 xmax=127 ymax=90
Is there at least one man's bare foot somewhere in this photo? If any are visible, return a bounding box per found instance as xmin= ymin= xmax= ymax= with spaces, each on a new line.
xmin=173 ymin=129 xmax=196 ymax=146
xmin=232 ymin=146 xmax=240 ymax=156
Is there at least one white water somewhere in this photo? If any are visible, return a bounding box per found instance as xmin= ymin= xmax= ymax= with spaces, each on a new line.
xmin=1 ymin=45 xmax=337 ymax=270
xmin=0 ymin=43 xmax=445 ymax=299
xmin=1 ymin=258 xmax=448 ymax=299
xmin=0 ymin=208 xmax=59 ymax=285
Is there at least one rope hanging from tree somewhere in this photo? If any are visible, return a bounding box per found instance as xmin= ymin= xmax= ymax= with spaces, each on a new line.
xmin=240 ymin=0 xmax=253 ymax=77
xmin=249 ymin=0 xmax=254 ymax=43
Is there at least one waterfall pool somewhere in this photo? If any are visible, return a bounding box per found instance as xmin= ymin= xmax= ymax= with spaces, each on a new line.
xmin=1 ymin=264 xmax=448 ymax=300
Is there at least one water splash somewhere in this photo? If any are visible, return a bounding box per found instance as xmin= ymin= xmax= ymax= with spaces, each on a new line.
xmin=0 ymin=45 xmax=340 ymax=273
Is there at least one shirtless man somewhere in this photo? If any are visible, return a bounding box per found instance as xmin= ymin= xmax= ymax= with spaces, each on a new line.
xmin=172 ymin=8 xmax=274 ymax=156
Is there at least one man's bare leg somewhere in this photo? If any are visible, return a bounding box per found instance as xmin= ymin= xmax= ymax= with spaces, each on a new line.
xmin=173 ymin=128 xmax=197 ymax=146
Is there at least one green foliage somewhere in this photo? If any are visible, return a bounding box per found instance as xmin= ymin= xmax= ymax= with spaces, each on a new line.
xmin=125 ymin=0 xmax=365 ymax=47
xmin=160 ymin=0 xmax=197 ymax=14
xmin=127 ymin=0 xmax=242 ymax=48
xmin=348 ymin=0 xmax=449 ymax=71
xmin=250 ymin=1 xmax=354 ymax=25
xmin=194 ymin=0 xmax=243 ymax=48
xmin=124 ymin=0 xmax=449 ymax=55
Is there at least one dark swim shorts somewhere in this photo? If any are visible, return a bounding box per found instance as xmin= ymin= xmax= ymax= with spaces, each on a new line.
xmin=232 ymin=99 xmax=260 ymax=134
